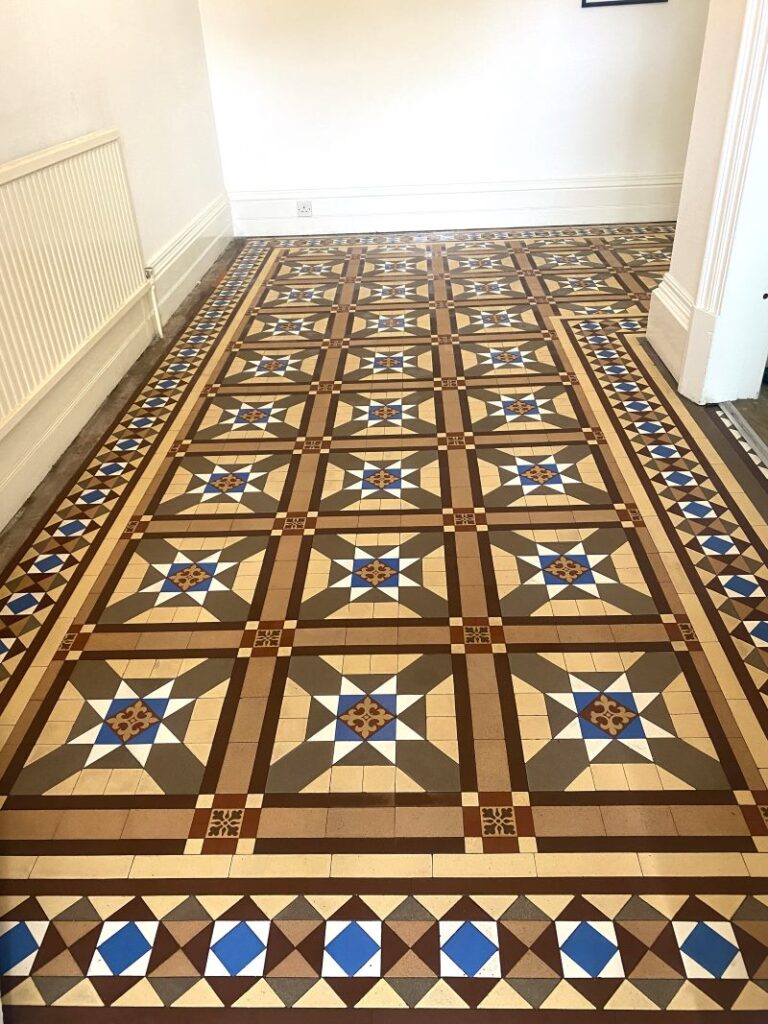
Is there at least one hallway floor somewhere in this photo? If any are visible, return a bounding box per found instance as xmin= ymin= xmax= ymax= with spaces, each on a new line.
xmin=1 ymin=225 xmax=768 ymax=1020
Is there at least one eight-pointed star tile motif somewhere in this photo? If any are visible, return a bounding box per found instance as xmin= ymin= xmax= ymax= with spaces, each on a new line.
xmin=332 ymin=390 xmax=437 ymax=438
xmin=99 ymin=536 xmax=267 ymax=625
xmin=194 ymin=394 xmax=306 ymax=441
xmin=466 ymin=386 xmax=582 ymax=434
xmin=509 ymin=651 xmax=730 ymax=792
xmin=154 ymin=453 xmax=291 ymax=516
xmin=490 ymin=528 xmax=657 ymax=617
xmin=459 ymin=340 xmax=558 ymax=377
xmin=266 ymin=653 xmax=459 ymax=793
xmin=477 ymin=444 xmax=611 ymax=508
xmin=342 ymin=345 xmax=434 ymax=382
xmin=299 ymin=532 xmax=448 ymax=620
xmin=454 ymin=305 xmax=541 ymax=336
xmin=221 ymin=348 xmax=319 ymax=385
xmin=11 ymin=658 xmax=233 ymax=796
xmin=318 ymin=450 xmax=442 ymax=511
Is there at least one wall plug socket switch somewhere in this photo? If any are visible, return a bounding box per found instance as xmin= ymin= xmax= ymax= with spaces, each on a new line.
xmin=296 ymin=200 xmax=313 ymax=217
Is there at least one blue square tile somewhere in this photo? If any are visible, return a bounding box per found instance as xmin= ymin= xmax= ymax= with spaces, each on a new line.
xmin=680 ymin=923 xmax=738 ymax=978
xmin=97 ymin=923 xmax=152 ymax=975
xmin=325 ymin=922 xmax=379 ymax=976
xmin=561 ymin=922 xmax=617 ymax=977
xmin=0 ymin=922 xmax=40 ymax=974
xmin=442 ymin=922 xmax=498 ymax=977
xmin=211 ymin=922 xmax=267 ymax=976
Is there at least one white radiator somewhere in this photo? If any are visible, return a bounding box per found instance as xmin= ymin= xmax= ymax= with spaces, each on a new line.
xmin=0 ymin=130 xmax=153 ymax=436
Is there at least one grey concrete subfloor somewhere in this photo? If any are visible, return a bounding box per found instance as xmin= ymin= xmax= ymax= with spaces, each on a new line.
xmin=0 ymin=239 xmax=244 ymax=577
xmin=727 ymin=385 xmax=768 ymax=455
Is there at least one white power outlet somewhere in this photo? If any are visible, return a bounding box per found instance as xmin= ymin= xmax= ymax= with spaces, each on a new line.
xmin=296 ymin=200 xmax=313 ymax=217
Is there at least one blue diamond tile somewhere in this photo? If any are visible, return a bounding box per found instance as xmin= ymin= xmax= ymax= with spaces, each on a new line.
xmin=663 ymin=471 xmax=695 ymax=487
xmin=560 ymin=922 xmax=618 ymax=977
xmin=55 ymin=520 xmax=88 ymax=537
xmin=77 ymin=490 xmax=109 ymax=506
xmin=325 ymin=922 xmax=380 ymax=976
xmin=680 ymin=501 xmax=714 ymax=519
xmin=649 ymin=444 xmax=680 ymax=459
xmin=698 ymin=534 xmax=737 ymax=556
xmin=0 ymin=922 xmax=41 ymax=974
xmin=97 ymin=463 xmax=125 ymax=477
xmin=211 ymin=922 xmax=267 ymax=976
xmin=3 ymin=592 xmax=42 ymax=616
xmin=30 ymin=554 xmax=66 ymax=574
xmin=680 ymin=923 xmax=738 ymax=978
xmin=442 ymin=922 xmax=498 ymax=977
xmin=749 ymin=621 xmax=768 ymax=646
xmin=96 ymin=922 xmax=152 ymax=975
xmin=636 ymin=420 xmax=663 ymax=434
xmin=721 ymin=575 xmax=760 ymax=598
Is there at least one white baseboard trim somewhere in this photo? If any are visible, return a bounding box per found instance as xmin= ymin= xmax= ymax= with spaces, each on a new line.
xmin=0 ymin=194 xmax=234 ymax=530
xmin=0 ymin=294 xmax=156 ymax=530
xmin=229 ymin=174 xmax=682 ymax=236
xmin=147 ymin=193 xmax=233 ymax=322
xmin=646 ymin=272 xmax=695 ymax=382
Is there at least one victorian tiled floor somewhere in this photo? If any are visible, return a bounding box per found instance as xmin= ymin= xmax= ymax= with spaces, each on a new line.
xmin=1 ymin=225 xmax=768 ymax=1021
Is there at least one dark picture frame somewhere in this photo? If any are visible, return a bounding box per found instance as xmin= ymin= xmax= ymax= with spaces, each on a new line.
xmin=583 ymin=0 xmax=668 ymax=7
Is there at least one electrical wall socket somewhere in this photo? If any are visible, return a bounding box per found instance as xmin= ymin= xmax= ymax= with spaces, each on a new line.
xmin=296 ymin=200 xmax=313 ymax=217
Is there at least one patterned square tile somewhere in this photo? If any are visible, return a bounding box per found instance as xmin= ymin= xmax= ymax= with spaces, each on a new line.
xmin=477 ymin=444 xmax=612 ymax=508
xmin=98 ymin=535 xmax=267 ymax=625
xmin=509 ymin=651 xmax=730 ymax=791
xmin=10 ymin=658 xmax=234 ymax=796
xmin=317 ymin=449 xmax=443 ymax=512
xmin=153 ymin=453 xmax=292 ymax=516
xmin=332 ymin=390 xmax=437 ymax=438
xmin=265 ymin=653 xmax=459 ymax=794
xmin=193 ymin=393 xmax=307 ymax=442
xmin=490 ymin=527 xmax=657 ymax=617
xmin=466 ymin=385 xmax=582 ymax=434
xmin=298 ymin=531 xmax=449 ymax=620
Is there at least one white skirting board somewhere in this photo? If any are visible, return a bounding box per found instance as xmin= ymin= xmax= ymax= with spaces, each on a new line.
xmin=0 ymin=293 xmax=156 ymax=530
xmin=147 ymin=193 xmax=233 ymax=322
xmin=647 ymin=272 xmax=695 ymax=382
xmin=0 ymin=194 xmax=233 ymax=531
xmin=229 ymin=174 xmax=683 ymax=236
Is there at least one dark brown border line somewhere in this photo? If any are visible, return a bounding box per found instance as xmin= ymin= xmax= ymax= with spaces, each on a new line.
xmin=5 ymin=1011 xmax=767 ymax=1023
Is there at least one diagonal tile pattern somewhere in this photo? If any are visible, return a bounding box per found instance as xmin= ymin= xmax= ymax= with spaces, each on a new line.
xmin=0 ymin=224 xmax=767 ymax=1019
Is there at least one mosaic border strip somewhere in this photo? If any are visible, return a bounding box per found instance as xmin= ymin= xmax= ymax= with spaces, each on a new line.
xmin=560 ymin=316 xmax=768 ymax=707
xmin=2 ymin=890 xmax=768 ymax=1014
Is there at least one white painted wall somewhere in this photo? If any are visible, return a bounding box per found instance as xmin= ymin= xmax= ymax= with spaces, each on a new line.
xmin=647 ymin=0 xmax=768 ymax=403
xmin=0 ymin=0 xmax=228 ymax=268
xmin=0 ymin=0 xmax=232 ymax=527
xmin=199 ymin=0 xmax=710 ymax=235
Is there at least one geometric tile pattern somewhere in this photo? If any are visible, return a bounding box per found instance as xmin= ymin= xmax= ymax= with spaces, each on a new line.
xmin=1 ymin=224 xmax=768 ymax=1017
xmin=2 ymin=893 xmax=768 ymax=1011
